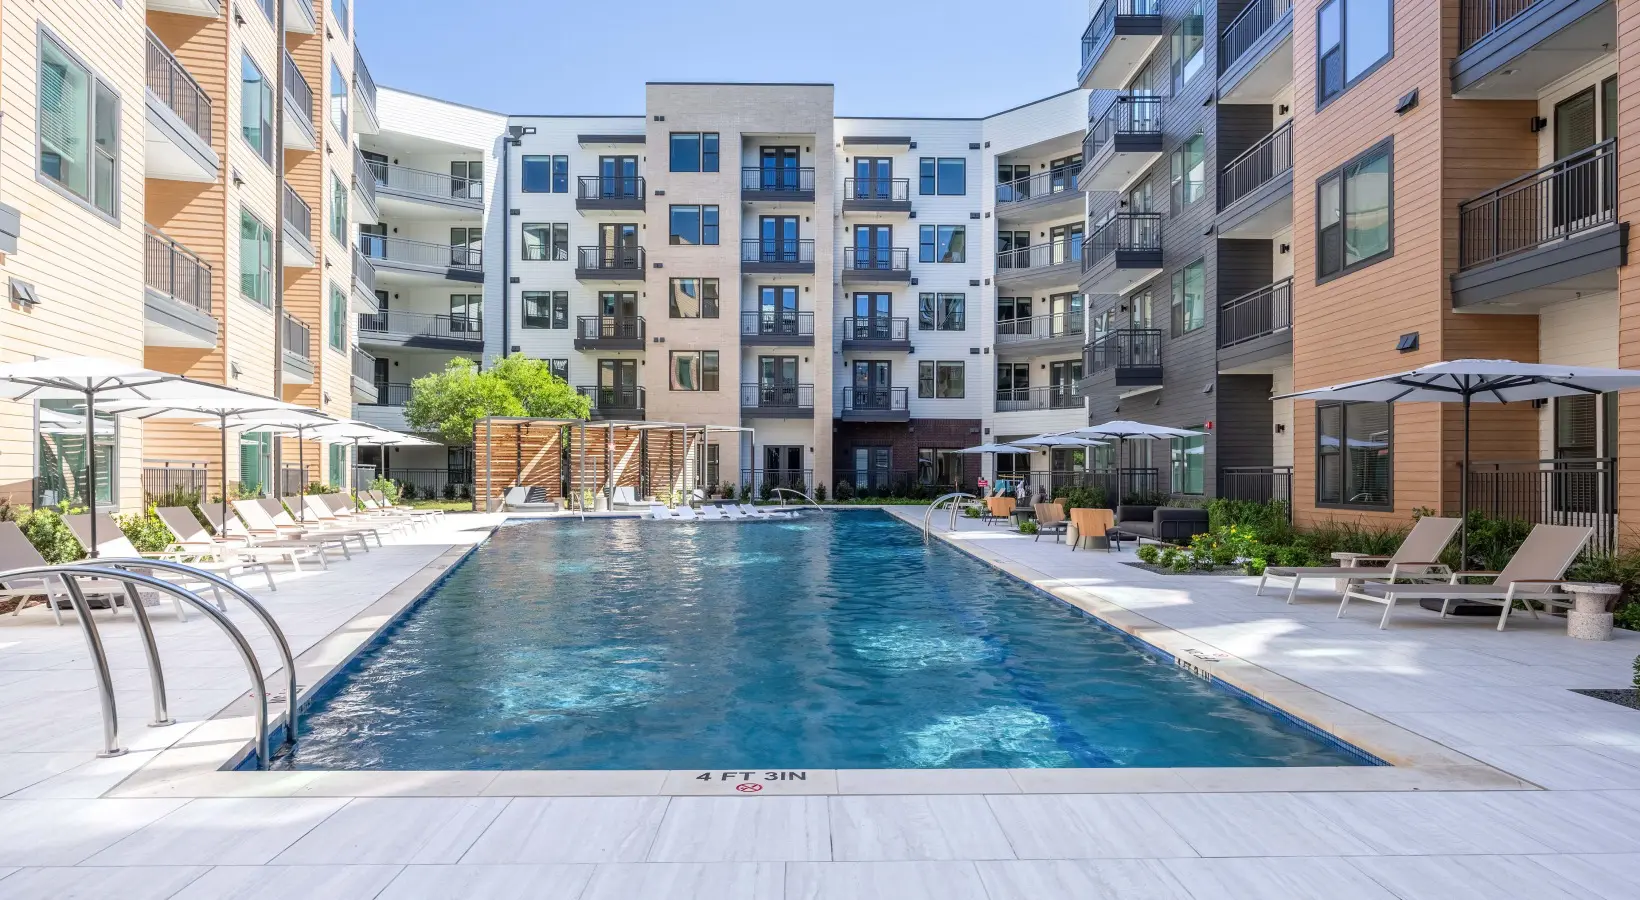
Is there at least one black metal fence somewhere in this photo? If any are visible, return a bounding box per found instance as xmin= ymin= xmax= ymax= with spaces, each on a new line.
xmin=1458 ymin=139 xmax=1616 ymax=270
xmin=740 ymin=310 xmax=815 ymax=338
xmin=1086 ymin=95 xmax=1163 ymax=156
xmin=575 ymin=245 xmax=646 ymax=274
xmin=1219 ymin=278 xmax=1292 ymax=348
xmin=1085 ymin=213 xmax=1162 ymax=266
xmin=739 ymin=469 xmax=815 ymax=493
xmin=741 ymin=239 xmax=816 ymax=265
xmin=576 ymin=315 xmax=644 ymax=342
xmin=742 ymin=167 xmax=816 ymax=193
xmin=1463 ymin=458 xmax=1617 ymax=554
xmin=841 ymin=316 xmax=909 ymax=342
xmin=142 ymin=460 xmax=209 ymax=499
xmin=1221 ymin=120 xmax=1293 ymax=208
xmin=364 ymin=382 xmax=412 ymax=407
xmin=146 ymin=30 xmax=211 ymax=142
xmin=576 ymin=175 xmax=645 ymax=201
xmin=1220 ymin=0 xmax=1294 ymax=71
xmin=842 ymin=246 xmax=910 ymax=273
xmin=1221 ymin=466 xmax=1294 ymax=513
xmin=1081 ymin=0 xmax=1160 ymax=71
xmin=1086 ymin=328 xmax=1163 ymax=372
xmin=383 ymin=468 xmax=475 ymax=499
xmin=1013 ymin=468 xmax=1164 ymax=506
xmin=740 ymin=383 xmax=815 ymax=411
xmin=843 ymin=177 xmax=910 ymax=202
xmin=840 ymin=386 xmax=909 ymax=414
xmin=144 ymin=226 xmax=213 ymax=313
xmin=994 ymin=385 xmax=1084 ymax=412
xmin=1459 ymin=0 xmax=1537 ymax=51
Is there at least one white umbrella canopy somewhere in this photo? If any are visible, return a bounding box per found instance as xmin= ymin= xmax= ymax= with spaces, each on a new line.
xmin=1010 ymin=434 xmax=1109 ymax=448
xmin=958 ymin=443 xmax=1033 ymax=454
xmin=1067 ymin=420 xmax=1208 ymax=440
xmin=207 ymin=410 xmax=345 ymax=521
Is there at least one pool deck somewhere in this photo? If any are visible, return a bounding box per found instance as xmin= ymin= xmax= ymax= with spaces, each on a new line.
xmin=0 ymin=507 xmax=1637 ymax=898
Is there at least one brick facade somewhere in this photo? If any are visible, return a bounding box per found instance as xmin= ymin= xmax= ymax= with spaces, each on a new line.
xmin=831 ymin=418 xmax=983 ymax=494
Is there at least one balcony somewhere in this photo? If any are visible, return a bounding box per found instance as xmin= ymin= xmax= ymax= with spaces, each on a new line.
xmin=740 ymin=310 xmax=815 ymax=346
xmin=1079 ymin=95 xmax=1162 ymax=193
xmin=1453 ymin=0 xmax=1615 ymax=97
xmin=839 ymin=387 xmax=909 ymax=423
xmin=351 ymin=246 xmax=378 ymax=313
xmin=1217 ymin=121 xmax=1293 ymax=239
xmin=1452 ymin=139 xmax=1626 ymax=309
xmin=995 ymin=384 xmax=1085 ymax=413
xmin=144 ymin=31 xmax=218 ymax=183
xmin=574 ymin=246 xmax=646 ymax=281
xmin=148 ymin=0 xmax=222 ymax=16
xmin=359 ymin=234 xmax=484 ymax=285
xmin=360 ymin=381 xmax=410 ymax=408
xmin=839 ymin=316 xmax=911 ymax=352
xmin=1084 ymin=328 xmax=1162 ymax=387
xmin=740 ymin=383 xmax=816 ymax=419
xmin=353 ymin=45 xmax=380 ymax=134
xmin=285 ymin=0 xmax=317 ymax=33
xmin=282 ymin=313 xmax=313 ymax=385
xmin=1219 ymin=0 xmax=1294 ymax=104
xmin=143 ymin=226 xmax=217 ymax=350
xmin=357 ymin=310 xmax=485 ymax=351
xmin=742 ymin=167 xmax=816 ymax=203
xmin=996 ymin=166 xmax=1086 ymax=225
xmin=996 ymin=238 xmax=1084 ymax=291
xmin=995 ymin=312 xmax=1086 ymax=357
xmin=841 ymin=178 xmax=911 ymax=214
xmin=1081 ymin=213 xmax=1163 ymax=295
xmin=1217 ymin=278 xmax=1292 ymax=370
xmin=1078 ymin=0 xmax=1165 ymax=90
xmin=741 ymin=239 xmax=816 ymax=274
xmin=282 ymin=184 xmax=315 ymax=268
xmin=578 ymin=386 xmax=646 ymax=421
xmin=841 ymin=247 xmax=911 ymax=284
xmin=371 ymin=163 xmax=483 ymax=217
xmin=575 ymin=176 xmax=645 ymax=213
xmin=574 ymin=315 xmax=646 ymax=351
xmin=282 ymin=52 xmax=315 ymax=151
xmin=351 ymin=147 xmax=378 ymax=224
xmin=351 ymin=348 xmax=379 ymax=403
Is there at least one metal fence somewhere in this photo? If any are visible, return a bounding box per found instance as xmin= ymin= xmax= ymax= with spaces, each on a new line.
xmin=1221 ymin=0 xmax=1294 ymax=71
xmin=842 ymin=177 xmax=910 ymax=202
xmin=1221 ymin=120 xmax=1293 ymax=208
xmin=1086 ymin=95 xmax=1162 ymax=157
xmin=996 ymin=165 xmax=1085 ymax=203
xmin=374 ymin=162 xmax=483 ymax=203
xmin=741 ymin=239 xmax=816 ymax=265
xmin=1458 ymin=139 xmax=1616 ymax=270
xmin=841 ymin=316 xmax=909 ymax=342
xmin=364 ymin=382 xmax=412 ymax=407
xmin=146 ymin=30 xmax=211 ymax=142
xmin=1081 ymin=0 xmax=1159 ymax=70
xmin=576 ymin=175 xmax=645 ymax=201
xmin=1087 ymin=328 xmax=1162 ymax=372
xmin=842 ymin=246 xmax=910 ymax=273
xmin=351 ymin=347 xmax=375 ymax=383
xmin=996 ymin=311 xmax=1085 ymax=340
xmin=1463 ymin=458 xmax=1617 ymax=554
xmin=357 ymin=309 xmax=484 ymax=343
xmin=282 ymin=313 xmax=311 ymax=361
xmin=994 ymin=385 xmax=1084 ymax=412
xmin=352 ymin=147 xmax=378 ymax=212
xmin=282 ymin=183 xmax=311 ymax=243
xmin=739 ymin=469 xmax=815 ymax=493
xmin=383 ymin=468 xmax=475 ymax=499
xmin=1221 ymin=466 xmax=1294 ymax=513
xmin=740 ymin=383 xmax=815 ymax=411
xmin=576 ymin=315 xmax=644 ymax=342
xmin=997 ymin=238 xmax=1083 ymax=271
xmin=144 ymin=226 xmax=213 ymax=313
xmin=575 ymin=245 xmax=645 ymax=274
xmin=742 ymin=167 xmax=816 ymax=193
xmin=360 ymin=234 xmax=482 ymax=270
xmin=142 ymin=460 xmax=209 ymax=499
xmin=740 ymin=310 xmax=815 ymax=338
xmin=1085 ymin=213 xmax=1162 ymax=266
xmin=840 ymin=386 xmax=909 ymax=414
xmin=1219 ymin=278 xmax=1291 ymax=348
xmin=1459 ymin=0 xmax=1537 ymax=51
xmin=353 ymin=45 xmax=376 ymax=113
xmin=282 ymin=51 xmax=313 ymax=131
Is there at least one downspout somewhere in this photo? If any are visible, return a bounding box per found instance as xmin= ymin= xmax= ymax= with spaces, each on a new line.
xmin=499 ymin=131 xmax=512 ymax=362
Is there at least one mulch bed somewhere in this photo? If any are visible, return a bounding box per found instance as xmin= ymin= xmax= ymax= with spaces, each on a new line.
xmin=1573 ymin=688 xmax=1640 ymax=711
xmin=1121 ymin=561 xmax=1245 ymax=577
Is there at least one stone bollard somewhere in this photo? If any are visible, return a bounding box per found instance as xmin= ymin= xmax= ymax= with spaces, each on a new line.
xmin=1559 ymin=583 xmax=1622 ymax=641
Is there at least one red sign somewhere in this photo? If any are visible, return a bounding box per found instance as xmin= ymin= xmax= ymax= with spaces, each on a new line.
xmin=735 ymin=783 xmax=763 ymax=793
xmin=978 ymin=478 xmax=989 ymax=488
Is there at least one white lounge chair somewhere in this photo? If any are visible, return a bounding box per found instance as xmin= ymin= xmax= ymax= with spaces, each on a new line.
xmin=1339 ymin=523 xmax=1593 ymax=630
xmin=305 ymin=495 xmax=411 ymax=538
xmin=0 ymin=522 xmax=161 ymax=625
xmin=647 ymin=504 xmax=675 ymax=520
xmin=156 ymin=507 xmax=327 ymax=572
xmin=674 ymin=505 xmax=699 ymax=521
xmin=64 ymin=513 xmax=276 ymax=597
xmin=503 ymin=486 xmax=559 ymax=512
xmin=260 ymin=499 xmax=384 ymax=548
xmin=740 ymin=503 xmax=794 ymax=520
xmin=699 ymin=505 xmax=729 ymax=520
xmin=611 ymin=486 xmax=647 ymax=510
xmin=720 ymin=504 xmax=748 ymax=520
xmin=357 ymin=493 xmax=437 ymax=527
xmin=200 ymin=504 xmax=349 ymax=560
xmin=1256 ymin=515 xmax=1462 ymax=604
xmin=233 ymin=499 xmax=371 ymax=554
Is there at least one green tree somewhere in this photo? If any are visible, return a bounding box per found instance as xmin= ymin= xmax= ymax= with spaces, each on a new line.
xmin=403 ymin=358 xmax=525 ymax=445
xmin=489 ymin=355 xmax=592 ymax=419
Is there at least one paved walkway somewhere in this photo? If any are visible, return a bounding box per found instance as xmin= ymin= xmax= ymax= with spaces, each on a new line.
xmin=0 ymin=508 xmax=1636 ymax=898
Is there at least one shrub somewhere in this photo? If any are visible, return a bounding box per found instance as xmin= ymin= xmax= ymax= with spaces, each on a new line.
xmin=1157 ymin=547 xmax=1180 ymax=568
xmin=1169 ymin=551 xmax=1194 ymax=572
xmin=833 ymin=480 xmax=854 ymax=501
xmin=1136 ymin=544 xmax=1161 ymax=565
xmin=117 ymin=508 xmax=175 ymax=554
xmin=459 ymin=484 xmax=473 ymax=501
xmin=1634 ymin=654 xmax=1640 ymax=691
xmin=1243 ymin=557 xmax=1268 ymax=577
xmin=1018 ymin=520 xmax=1039 ymax=535
xmin=1052 ymin=485 xmax=1107 ymax=515
xmin=368 ymin=477 xmax=400 ymax=500
xmin=21 ymin=504 xmax=85 ymax=563
xmin=1616 ymin=603 xmax=1640 ymax=633
xmin=738 ymin=483 xmax=753 ymax=503
xmin=814 ymin=483 xmax=828 ymax=503
xmin=962 ymin=506 xmax=981 ymax=518
xmin=442 ymin=483 xmax=457 ymax=501
xmin=759 ymin=480 xmax=775 ymax=502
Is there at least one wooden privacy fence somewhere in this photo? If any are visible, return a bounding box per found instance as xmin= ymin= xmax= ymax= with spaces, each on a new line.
xmin=474 ymin=418 xmax=732 ymax=512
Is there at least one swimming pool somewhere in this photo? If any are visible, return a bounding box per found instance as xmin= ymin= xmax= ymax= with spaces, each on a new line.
xmin=281 ymin=511 xmax=1372 ymax=771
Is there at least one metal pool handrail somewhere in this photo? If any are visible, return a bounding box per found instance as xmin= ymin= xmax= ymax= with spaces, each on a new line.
xmin=771 ymin=487 xmax=823 ymax=511
xmin=923 ymin=492 xmax=977 ymax=537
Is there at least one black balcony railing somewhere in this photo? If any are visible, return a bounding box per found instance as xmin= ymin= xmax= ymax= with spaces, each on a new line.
xmin=841 ymin=386 xmax=909 ymax=414
xmin=1221 ymin=466 xmax=1294 ymax=514
xmin=351 ymin=347 xmax=376 ymax=383
xmin=1081 ymin=0 xmax=1160 ymax=71
xmin=1221 ymin=120 xmax=1293 ymax=208
xmin=381 ymin=468 xmax=476 ymax=496
xmin=741 ymin=469 xmax=815 ymax=493
xmin=996 ymin=311 xmax=1085 ymax=340
xmin=842 ymin=246 xmax=911 ymax=273
xmin=994 ymin=385 xmax=1085 ymax=412
xmin=1086 ymin=95 xmax=1162 ymax=157
xmin=282 ymin=51 xmax=313 ymax=134
xmin=1086 ymin=328 xmax=1162 ymax=373
xmin=575 ymin=245 xmax=646 ymax=275
xmin=740 ymin=310 xmax=815 ymax=338
xmin=282 ymin=313 xmax=311 ymax=361
xmin=1458 ymin=139 xmax=1617 ymax=270
xmin=742 ymin=167 xmax=817 ymax=193
xmin=843 ymin=177 xmax=910 ymax=202
xmin=576 ymin=175 xmax=645 ymax=201
xmin=1218 ymin=277 xmax=1292 ymax=348
xmin=996 ymin=165 xmax=1085 ymax=204
xmin=1459 ymin=0 xmax=1539 ymax=52
xmin=352 ymin=147 xmax=378 ymax=211
xmin=997 ymin=238 xmax=1083 ymax=271
xmin=146 ymin=31 xmax=211 ymax=143
xmin=741 ymin=239 xmax=816 ymax=265
xmin=358 ymin=310 xmax=484 ymax=343
xmin=373 ymin=163 xmax=483 ymax=203
xmin=360 ymin=234 xmax=483 ymax=269
xmin=352 ymin=245 xmax=376 ymax=295
xmin=365 ymin=382 xmax=412 ymax=407
xmin=841 ymin=316 xmax=909 ymax=343
xmin=144 ymin=225 xmax=212 ymax=314
xmin=576 ymin=315 xmax=645 ymax=342
xmin=353 ymin=45 xmax=377 ymax=114
xmin=740 ymin=383 xmax=816 ymax=410
xmin=1463 ymin=457 xmax=1616 ymax=554
xmin=1221 ymin=0 xmax=1294 ymax=71
xmin=1031 ymin=468 xmax=1163 ymax=506
xmin=282 ymin=183 xmax=311 ymax=246
xmin=1085 ymin=213 xmax=1162 ymax=267
xmin=142 ymin=460 xmax=209 ymax=499
xmin=578 ymin=385 xmax=646 ymax=415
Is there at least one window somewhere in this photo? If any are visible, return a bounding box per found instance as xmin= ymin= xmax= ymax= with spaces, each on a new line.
xmin=1318 ymin=0 xmax=1392 ymax=105
xmin=240 ymin=53 xmax=274 ymax=165
xmin=450 ymin=160 xmax=483 ymax=200
xmin=332 ymin=0 xmax=351 ymax=31
xmin=1169 ymin=133 xmax=1205 ymax=210
xmin=1170 ymin=432 xmax=1206 ymax=495
xmin=36 ymin=400 xmax=116 ymax=507
xmin=450 ymin=294 xmax=482 ymax=333
xmin=328 ymin=284 xmax=347 ymax=350
xmin=548 ymin=359 xmax=569 ymax=381
xmin=1316 ymin=401 xmax=1392 ymax=508
xmin=670 ymin=351 xmax=719 ymax=391
xmin=239 ymin=208 xmax=273 ymax=306
xmin=918 ymin=225 xmax=966 ymax=263
xmin=521 ymin=223 xmax=568 ymax=261
xmin=669 ymin=132 xmax=720 ymax=172
xmin=1170 ymin=260 xmax=1205 ymax=335
xmin=917 ymin=292 xmax=965 ymax=331
xmin=919 ymin=157 xmax=966 ymax=195
xmin=1317 ymin=140 xmax=1392 ymax=279
xmin=669 ymin=205 xmax=719 ymax=245
xmin=39 ymin=32 xmax=119 ymax=217
xmin=328 ymin=58 xmax=347 ymax=135
xmin=917 ymin=449 xmax=964 ymax=488
xmin=328 ymin=443 xmax=344 ymax=490
xmin=521 ymin=155 xmax=567 ymax=192
xmin=669 ymin=278 xmax=719 ymax=318
xmin=1170 ymin=0 xmax=1205 ymax=91
xmin=997 ymin=297 xmax=1032 ymax=334
xmin=329 ymin=174 xmax=347 ymax=241
xmin=918 ymin=361 xmax=966 ymax=399
xmin=522 ymin=291 xmax=568 ymax=329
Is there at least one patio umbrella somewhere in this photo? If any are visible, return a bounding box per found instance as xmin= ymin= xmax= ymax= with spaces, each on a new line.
xmin=1277 ymin=359 xmax=1640 ymax=567
xmin=207 ymin=409 xmax=342 ymax=522
xmin=1065 ymin=420 xmax=1208 ymax=499
xmin=0 ymin=357 xmax=273 ymax=552
xmin=959 ymin=443 xmax=1034 ymax=495
xmin=305 ymin=421 xmax=437 ymax=501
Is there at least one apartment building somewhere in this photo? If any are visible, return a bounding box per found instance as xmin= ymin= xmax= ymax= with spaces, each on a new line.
xmin=0 ymin=0 xmax=372 ymax=509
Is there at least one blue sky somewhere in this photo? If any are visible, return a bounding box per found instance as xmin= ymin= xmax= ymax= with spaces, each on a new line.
xmin=357 ymin=0 xmax=1084 ymax=118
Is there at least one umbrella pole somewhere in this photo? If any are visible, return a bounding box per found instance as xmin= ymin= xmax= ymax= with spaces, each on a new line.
xmin=297 ymin=427 xmax=306 ymax=522
xmin=1461 ymin=393 xmax=1471 ymax=570
xmin=219 ymin=414 xmax=229 ymax=537
xmin=84 ymin=388 xmax=98 ymax=557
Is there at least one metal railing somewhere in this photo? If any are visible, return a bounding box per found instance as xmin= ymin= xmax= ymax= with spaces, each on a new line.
xmin=146 ymin=31 xmax=211 ymax=143
xmin=352 ymin=245 xmax=376 ymax=295
xmin=359 ymin=234 xmax=483 ymax=269
xmin=996 ymin=311 xmax=1084 ymax=340
xmin=998 ymin=238 xmax=1083 ymax=271
xmin=282 ymin=183 xmax=311 ymax=243
xmin=842 ymin=246 xmax=911 ymax=273
xmin=353 ymin=45 xmax=377 ymax=113
xmin=995 ymin=385 xmax=1085 ymax=412
xmin=576 ymin=315 xmax=645 ymax=342
xmin=371 ymin=162 xmax=483 ymax=203
xmin=1086 ymin=328 xmax=1162 ymax=372
xmin=841 ymin=386 xmax=909 ymax=413
xmin=742 ymin=167 xmax=817 ymax=193
xmin=363 ymin=381 xmax=412 ymax=407
xmin=576 ymin=175 xmax=645 ymax=201
xmin=1086 ymin=95 xmax=1162 ymax=157
xmin=351 ymin=347 xmax=375 ymax=383
xmin=741 ymin=239 xmax=816 ymax=265
xmin=381 ymin=468 xmax=474 ymax=498
xmin=1459 ymin=0 xmax=1538 ymax=51
xmin=1081 ymin=0 xmax=1160 ymax=70
xmin=578 ymin=385 xmax=646 ymax=414
xmin=1085 ymin=213 xmax=1162 ymax=267
xmin=1463 ymin=457 xmax=1616 ymax=554
xmin=352 ymin=147 xmax=377 ymax=211
xmin=142 ymin=460 xmax=209 ymax=498
xmin=1021 ymin=468 xmax=1164 ymax=505
xmin=1221 ymin=466 xmax=1294 ymax=513
xmin=575 ymin=245 xmax=646 ymax=274
xmin=283 ymin=51 xmax=313 ymax=134
xmin=740 ymin=469 xmax=815 ymax=492
xmin=836 ymin=467 xmax=898 ymax=496
xmin=1221 ymin=120 xmax=1293 ymax=208
xmin=278 ymin=463 xmax=308 ymax=497
xmin=996 ymin=165 xmax=1085 ymax=204
xmin=1218 ymin=277 xmax=1292 ymax=348
xmin=740 ymin=383 xmax=815 ymax=410
xmin=282 ymin=313 xmax=311 ymax=361
xmin=1458 ymin=139 xmax=1617 ymax=270
xmin=357 ymin=309 xmax=484 ymax=343
xmin=144 ymin=226 xmax=212 ymax=314
xmin=740 ymin=310 xmax=815 ymax=338
xmin=1221 ymin=0 xmax=1294 ymax=71
xmin=843 ymin=177 xmax=910 ymax=202
xmin=841 ymin=316 xmax=910 ymax=342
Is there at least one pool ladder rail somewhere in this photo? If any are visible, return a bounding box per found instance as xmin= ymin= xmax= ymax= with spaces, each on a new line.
xmin=923 ymin=492 xmax=978 ymax=538
xmin=771 ymin=488 xmax=824 ymax=511
xmin=0 ymin=558 xmax=299 ymax=770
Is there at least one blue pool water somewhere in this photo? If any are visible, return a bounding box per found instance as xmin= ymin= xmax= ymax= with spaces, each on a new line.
xmin=281 ymin=511 xmax=1370 ymax=770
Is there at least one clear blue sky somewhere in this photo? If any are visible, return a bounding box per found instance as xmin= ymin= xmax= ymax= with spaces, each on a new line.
xmin=357 ymin=0 xmax=1084 ymax=118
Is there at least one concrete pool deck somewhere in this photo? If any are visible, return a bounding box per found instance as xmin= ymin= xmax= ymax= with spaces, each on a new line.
xmin=0 ymin=507 xmax=1637 ymax=898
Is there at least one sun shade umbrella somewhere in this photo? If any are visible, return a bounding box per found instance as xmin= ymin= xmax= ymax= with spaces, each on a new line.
xmin=1277 ymin=359 xmax=1640 ymax=567
xmin=1065 ymin=420 xmax=1208 ymax=501
xmin=959 ymin=443 xmax=1034 ymax=495
xmin=207 ymin=409 xmax=342 ymax=522
xmin=305 ymin=421 xmax=436 ymax=501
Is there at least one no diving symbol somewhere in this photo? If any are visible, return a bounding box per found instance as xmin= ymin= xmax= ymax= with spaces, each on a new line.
xmin=735 ymin=782 xmax=762 ymax=793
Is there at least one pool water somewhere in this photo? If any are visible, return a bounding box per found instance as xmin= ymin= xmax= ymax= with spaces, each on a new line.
xmin=281 ymin=511 xmax=1371 ymax=770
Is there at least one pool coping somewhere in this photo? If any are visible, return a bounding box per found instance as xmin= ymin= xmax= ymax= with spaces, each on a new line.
xmin=102 ymin=511 xmax=1537 ymax=800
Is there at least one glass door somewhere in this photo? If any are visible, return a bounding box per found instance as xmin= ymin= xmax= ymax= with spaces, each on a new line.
xmin=449 ymin=227 xmax=481 ymax=266
xmin=996 ymin=362 xmax=1029 ymax=409
xmin=1049 ymin=359 xmax=1082 ymax=409
xmin=851 ymin=360 xmax=891 ymax=409
xmin=1554 ymin=88 xmax=1600 ymax=230
xmin=759 ymin=356 xmax=799 ymax=407
xmin=997 ymin=230 xmax=1029 ymax=269
xmin=853 ymin=224 xmax=891 ymax=269
xmin=1050 ymin=222 xmax=1084 ymax=265
xmin=600 ymin=291 xmax=638 ymax=337
xmin=760 ymin=146 xmax=800 ymax=191
xmin=759 ymin=216 xmax=799 ymax=262
xmin=852 ymin=447 xmax=890 ymax=493
xmin=764 ymin=445 xmax=804 ymax=488
xmin=852 ymin=292 xmax=890 ymax=339
xmin=599 ymin=223 xmax=638 ymax=268
xmin=450 ymin=293 xmax=482 ymax=333
xmin=450 ymin=160 xmax=482 ymax=200
xmin=598 ymin=359 xmax=638 ymax=410
xmin=854 ymin=157 xmax=892 ymax=198
xmin=599 ymin=156 xmax=638 ymax=198
xmin=759 ymin=285 xmax=798 ymax=335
